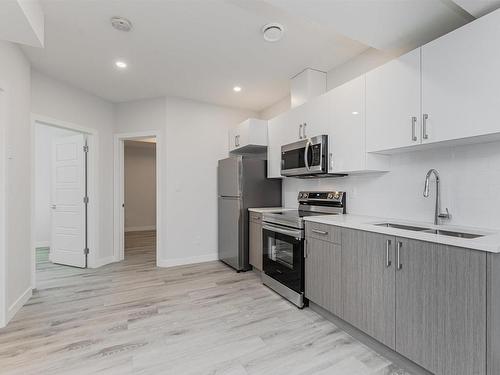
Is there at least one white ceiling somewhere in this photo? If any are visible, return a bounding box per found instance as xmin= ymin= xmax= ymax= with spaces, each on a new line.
xmin=20 ymin=0 xmax=500 ymax=111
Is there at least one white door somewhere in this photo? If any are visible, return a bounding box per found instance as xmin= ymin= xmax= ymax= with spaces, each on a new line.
xmin=51 ymin=134 xmax=87 ymax=268
xmin=421 ymin=10 xmax=500 ymax=144
xmin=366 ymin=48 xmax=421 ymax=152
xmin=329 ymin=76 xmax=366 ymax=173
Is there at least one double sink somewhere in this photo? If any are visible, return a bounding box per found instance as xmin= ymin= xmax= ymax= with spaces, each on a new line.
xmin=373 ymin=222 xmax=484 ymax=239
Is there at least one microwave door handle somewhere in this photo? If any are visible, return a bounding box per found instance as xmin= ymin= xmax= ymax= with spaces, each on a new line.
xmin=304 ymin=139 xmax=312 ymax=171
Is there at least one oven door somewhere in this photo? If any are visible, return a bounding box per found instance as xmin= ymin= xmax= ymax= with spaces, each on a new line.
xmin=262 ymin=223 xmax=304 ymax=294
xmin=281 ymin=135 xmax=327 ymax=177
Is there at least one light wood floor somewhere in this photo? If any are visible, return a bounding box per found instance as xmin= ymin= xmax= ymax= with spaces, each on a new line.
xmin=0 ymin=231 xmax=412 ymax=375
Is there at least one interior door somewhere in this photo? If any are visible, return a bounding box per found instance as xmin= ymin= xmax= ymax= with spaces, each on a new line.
xmin=51 ymin=134 xmax=87 ymax=268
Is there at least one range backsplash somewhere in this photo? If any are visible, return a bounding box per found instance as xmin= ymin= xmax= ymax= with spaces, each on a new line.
xmin=282 ymin=139 xmax=500 ymax=230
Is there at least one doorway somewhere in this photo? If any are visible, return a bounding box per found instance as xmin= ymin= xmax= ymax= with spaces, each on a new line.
xmin=124 ymin=139 xmax=156 ymax=263
xmin=31 ymin=116 xmax=98 ymax=289
xmin=114 ymin=132 xmax=162 ymax=266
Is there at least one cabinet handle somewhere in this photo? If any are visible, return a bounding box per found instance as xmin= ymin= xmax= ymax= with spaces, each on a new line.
xmin=411 ymin=116 xmax=417 ymax=141
xmin=386 ymin=239 xmax=392 ymax=267
xmin=312 ymin=229 xmax=328 ymax=235
xmin=422 ymin=113 xmax=429 ymax=140
xmin=303 ymin=122 xmax=307 ymax=138
xmin=299 ymin=124 xmax=303 ymax=139
xmin=396 ymin=241 xmax=403 ymax=270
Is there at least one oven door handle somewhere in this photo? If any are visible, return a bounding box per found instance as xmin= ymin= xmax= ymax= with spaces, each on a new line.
xmin=263 ymin=223 xmax=303 ymax=239
xmin=304 ymin=139 xmax=312 ymax=171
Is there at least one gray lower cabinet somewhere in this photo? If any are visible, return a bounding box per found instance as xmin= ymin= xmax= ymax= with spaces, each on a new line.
xmin=305 ymin=222 xmax=490 ymax=375
xmin=395 ymin=237 xmax=487 ymax=375
xmin=249 ymin=212 xmax=263 ymax=271
xmin=341 ymin=229 xmax=396 ymax=349
xmin=305 ymin=237 xmax=342 ymax=317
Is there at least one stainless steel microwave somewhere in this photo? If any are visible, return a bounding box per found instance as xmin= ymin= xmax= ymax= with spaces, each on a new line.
xmin=280 ymin=135 xmax=328 ymax=177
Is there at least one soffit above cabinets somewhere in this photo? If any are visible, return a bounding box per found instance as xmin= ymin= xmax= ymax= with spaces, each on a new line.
xmin=264 ymin=0 xmax=476 ymax=52
xmin=453 ymin=0 xmax=500 ymax=17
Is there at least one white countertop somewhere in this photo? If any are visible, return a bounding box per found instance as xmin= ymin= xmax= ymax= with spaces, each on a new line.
xmin=304 ymin=214 xmax=500 ymax=253
xmin=248 ymin=207 xmax=295 ymax=213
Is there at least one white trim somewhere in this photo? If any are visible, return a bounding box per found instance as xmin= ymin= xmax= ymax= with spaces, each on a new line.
xmin=125 ymin=225 xmax=156 ymax=232
xmin=0 ymin=85 xmax=7 ymax=327
xmin=35 ymin=241 xmax=50 ymax=249
xmin=31 ymin=114 xmax=100 ymax=288
xmin=158 ymin=254 xmax=219 ymax=268
xmin=114 ymin=130 xmax=162 ymax=266
xmin=5 ymin=287 xmax=32 ymax=325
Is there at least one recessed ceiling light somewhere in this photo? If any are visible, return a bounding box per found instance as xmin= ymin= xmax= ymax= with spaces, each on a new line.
xmin=115 ymin=61 xmax=127 ymax=69
xmin=352 ymin=111 xmax=359 ymax=115
xmin=262 ymin=23 xmax=284 ymax=42
xmin=233 ymin=86 xmax=242 ymax=92
xmin=111 ymin=16 xmax=133 ymax=32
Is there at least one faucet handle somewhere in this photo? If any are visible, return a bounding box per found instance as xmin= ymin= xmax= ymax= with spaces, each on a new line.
xmin=438 ymin=208 xmax=451 ymax=220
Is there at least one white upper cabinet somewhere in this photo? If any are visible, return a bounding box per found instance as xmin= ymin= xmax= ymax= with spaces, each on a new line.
xmin=421 ymin=10 xmax=500 ymax=144
xmin=366 ymin=49 xmax=421 ymax=152
xmin=267 ymin=112 xmax=289 ymax=178
xmin=229 ymin=118 xmax=268 ymax=153
xmin=329 ymin=76 xmax=389 ymax=173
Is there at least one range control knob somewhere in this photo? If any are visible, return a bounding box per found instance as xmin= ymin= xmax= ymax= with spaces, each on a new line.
xmin=303 ymin=193 xmax=308 ymax=199
xmin=327 ymin=193 xmax=334 ymax=199
xmin=334 ymin=192 xmax=340 ymax=199
xmin=298 ymin=193 xmax=303 ymax=199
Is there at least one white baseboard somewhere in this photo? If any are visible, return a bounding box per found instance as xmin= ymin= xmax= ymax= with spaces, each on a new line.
xmin=6 ymin=286 xmax=32 ymax=325
xmin=158 ymin=253 xmax=218 ymax=268
xmin=35 ymin=241 xmax=50 ymax=249
xmin=90 ymin=256 xmax=116 ymax=268
xmin=125 ymin=225 xmax=156 ymax=232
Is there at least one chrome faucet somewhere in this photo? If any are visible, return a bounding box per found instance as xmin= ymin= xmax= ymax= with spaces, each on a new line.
xmin=423 ymin=169 xmax=451 ymax=225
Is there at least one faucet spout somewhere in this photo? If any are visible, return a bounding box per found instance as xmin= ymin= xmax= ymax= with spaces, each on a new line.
xmin=423 ymin=169 xmax=450 ymax=225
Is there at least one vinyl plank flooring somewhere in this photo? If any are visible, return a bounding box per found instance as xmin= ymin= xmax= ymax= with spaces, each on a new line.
xmin=0 ymin=231 xmax=413 ymax=375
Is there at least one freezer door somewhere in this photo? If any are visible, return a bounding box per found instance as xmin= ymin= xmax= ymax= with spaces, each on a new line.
xmin=218 ymin=157 xmax=242 ymax=197
xmin=218 ymin=196 xmax=242 ymax=270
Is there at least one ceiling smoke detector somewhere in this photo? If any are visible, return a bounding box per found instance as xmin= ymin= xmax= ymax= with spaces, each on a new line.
xmin=262 ymin=23 xmax=284 ymax=42
xmin=111 ymin=16 xmax=133 ymax=32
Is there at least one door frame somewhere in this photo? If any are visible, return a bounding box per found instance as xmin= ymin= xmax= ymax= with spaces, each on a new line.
xmin=0 ymin=85 xmax=6 ymax=327
xmin=113 ymin=131 xmax=162 ymax=265
xmin=30 ymin=114 xmax=99 ymax=288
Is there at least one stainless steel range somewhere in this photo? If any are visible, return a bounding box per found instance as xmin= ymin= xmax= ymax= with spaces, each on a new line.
xmin=261 ymin=191 xmax=346 ymax=308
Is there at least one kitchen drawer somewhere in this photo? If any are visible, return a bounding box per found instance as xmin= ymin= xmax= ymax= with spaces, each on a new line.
xmin=249 ymin=211 xmax=262 ymax=223
xmin=306 ymin=222 xmax=341 ymax=244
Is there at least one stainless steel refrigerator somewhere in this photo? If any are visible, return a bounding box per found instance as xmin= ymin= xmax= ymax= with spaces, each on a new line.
xmin=218 ymin=156 xmax=281 ymax=271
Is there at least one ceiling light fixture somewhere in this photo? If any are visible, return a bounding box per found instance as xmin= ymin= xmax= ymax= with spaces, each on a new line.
xmin=115 ymin=61 xmax=127 ymax=69
xmin=233 ymin=86 xmax=242 ymax=92
xmin=111 ymin=16 xmax=133 ymax=32
xmin=262 ymin=23 xmax=284 ymax=42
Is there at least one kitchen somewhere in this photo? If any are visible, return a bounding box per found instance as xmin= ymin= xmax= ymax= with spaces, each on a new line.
xmin=1 ymin=1 xmax=500 ymax=374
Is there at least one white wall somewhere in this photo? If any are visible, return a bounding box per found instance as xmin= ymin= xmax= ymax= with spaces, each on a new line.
xmin=34 ymin=124 xmax=78 ymax=247
xmin=115 ymin=96 xmax=256 ymax=266
xmin=124 ymin=141 xmax=156 ymax=232
xmin=0 ymin=40 xmax=32 ymax=327
xmin=31 ymin=71 xmax=115 ymax=267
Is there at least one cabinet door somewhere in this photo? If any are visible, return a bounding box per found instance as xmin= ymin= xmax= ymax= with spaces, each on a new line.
xmin=421 ymin=11 xmax=500 ymax=144
xmin=228 ymin=127 xmax=239 ymax=152
xmin=249 ymin=220 xmax=262 ymax=271
xmin=341 ymin=229 xmax=396 ymax=349
xmin=303 ymin=92 xmax=330 ymax=140
xmin=395 ymin=238 xmax=486 ymax=375
xmin=329 ymin=76 xmax=367 ymax=173
xmin=266 ymin=113 xmax=288 ymax=178
xmin=305 ymin=237 xmax=342 ymax=317
xmin=366 ymin=49 xmax=421 ymax=152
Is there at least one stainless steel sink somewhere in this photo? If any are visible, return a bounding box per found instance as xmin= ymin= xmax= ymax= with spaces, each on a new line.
xmin=421 ymin=229 xmax=484 ymax=239
xmin=373 ymin=223 xmax=430 ymax=231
